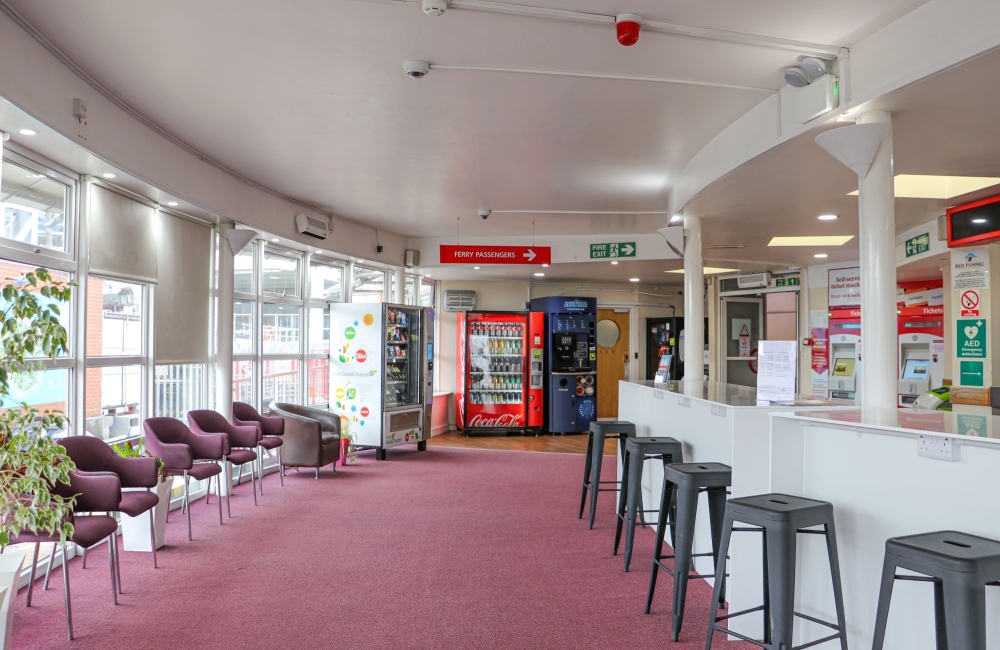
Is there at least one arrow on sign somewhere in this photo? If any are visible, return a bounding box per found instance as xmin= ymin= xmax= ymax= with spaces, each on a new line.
xmin=621 ymin=244 xmax=634 ymax=256
xmin=523 ymin=249 xmax=536 ymax=262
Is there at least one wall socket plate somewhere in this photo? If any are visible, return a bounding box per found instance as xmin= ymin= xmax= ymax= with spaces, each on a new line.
xmin=918 ymin=434 xmax=959 ymax=461
xmin=711 ymin=404 xmax=728 ymax=417
xmin=678 ymin=396 xmax=690 ymax=407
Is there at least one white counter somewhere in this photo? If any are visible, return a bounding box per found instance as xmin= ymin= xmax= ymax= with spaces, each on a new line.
xmin=770 ymin=408 xmax=1000 ymax=650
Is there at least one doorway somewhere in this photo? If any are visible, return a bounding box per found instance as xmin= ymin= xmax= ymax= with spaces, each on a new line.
xmin=596 ymin=309 xmax=630 ymax=418
xmin=722 ymin=297 xmax=763 ymax=387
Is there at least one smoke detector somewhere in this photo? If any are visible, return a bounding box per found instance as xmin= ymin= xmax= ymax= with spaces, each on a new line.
xmin=615 ymin=14 xmax=643 ymax=46
xmin=422 ymin=0 xmax=447 ymax=17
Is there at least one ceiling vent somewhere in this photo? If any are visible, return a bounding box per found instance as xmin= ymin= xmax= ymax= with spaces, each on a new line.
xmin=737 ymin=272 xmax=771 ymax=289
xmin=444 ymin=290 xmax=476 ymax=312
xmin=295 ymin=213 xmax=330 ymax=240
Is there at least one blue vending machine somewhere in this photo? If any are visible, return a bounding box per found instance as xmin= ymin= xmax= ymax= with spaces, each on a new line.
xmin=529 ymin=296 xmax=597 ymax=434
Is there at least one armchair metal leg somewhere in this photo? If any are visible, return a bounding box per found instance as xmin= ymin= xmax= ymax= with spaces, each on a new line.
xmin=223 ymin=458 xmax=232 ymax=518
xmin=257 ymin=447 xmax=264 ymax=496
xmin=278 ymin=447 xmax=284 ymax=486
xmin=60 ymin=542 xmax=73 ymax=640
xmin=81 ymin=546 xmax=88 ymax=569
xmin=43 ymin=541 xmax=56 ymax=590
xmin=315 ymin=467 xmax=320 ymax=479
xmin=184 ymin=471 xmax=192 ymax=541
xmin=149 ymin=507 xmax=158 ymax=569
xmin=25 ymin=542 xmax=40 ymax=607
xmin=248 ymin=463 xmax=257 ymax=506
xmin=107 ymin=536 xmax=118 ymax=606
xmin=112 ymin=531 xmax=122 ymax=595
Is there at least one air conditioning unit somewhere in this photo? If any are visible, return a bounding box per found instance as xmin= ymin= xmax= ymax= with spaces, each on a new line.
xmin=444 ymin=290 xmax=476 ymax=312
xmin=295 ymin=213 xmax=330 ymax=240
xmin=737 ymin=272 xmax=771 ymax=289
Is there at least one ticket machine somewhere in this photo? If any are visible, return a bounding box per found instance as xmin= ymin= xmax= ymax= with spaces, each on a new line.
xmin=897 ymin=306 xmax=945 ymax=406
xmin=828 ymin=308 xmax=861 ymax=400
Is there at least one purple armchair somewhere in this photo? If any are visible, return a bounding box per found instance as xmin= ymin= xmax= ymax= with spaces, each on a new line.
xmin=188 ymin=410 xmax=260 ymax=515
xmin=233 ymin=401 xmax=285 ymax=491
xmin=143 ymin=417 xmax=225 ymax=541
xmin=11 ymin=471 xmax=121 ymax=640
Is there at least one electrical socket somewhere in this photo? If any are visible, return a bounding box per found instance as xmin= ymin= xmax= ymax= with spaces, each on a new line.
xmin=917 ymin=434 xmax=958 ymax=462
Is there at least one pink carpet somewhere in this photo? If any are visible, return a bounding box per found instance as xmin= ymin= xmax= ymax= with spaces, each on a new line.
xmin=12 ymin=447 xmax=751 ymax=649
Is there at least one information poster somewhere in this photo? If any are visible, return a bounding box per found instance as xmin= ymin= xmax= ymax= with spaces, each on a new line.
xmin=951 ymin=247 xmax=989 ymax=291
xmin=828 ymin=267 xmax=861 ymax=307
xmin=810 ymin=327 xmax=829 ymax=397
xmin=757 ymin=340 xmax=797 ymax=402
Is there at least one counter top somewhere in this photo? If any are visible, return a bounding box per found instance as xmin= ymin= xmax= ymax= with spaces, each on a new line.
xmin=773 ymin=408 xmax=1000 ymax=446
xmin=622 ymin=379 xmax=849 ymax=409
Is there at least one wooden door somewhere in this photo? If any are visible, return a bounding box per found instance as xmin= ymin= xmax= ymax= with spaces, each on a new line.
xmin=596 ymin=309 xmax=630 ymax=419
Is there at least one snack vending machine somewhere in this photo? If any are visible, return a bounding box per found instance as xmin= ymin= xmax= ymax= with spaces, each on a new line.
xmin=529 ymin=296 xmax=598 ymax=434
xmin=329 ymin=303 xmax=427 ymax=460
xmin=455 ymin=311 xmax=545 ymax=435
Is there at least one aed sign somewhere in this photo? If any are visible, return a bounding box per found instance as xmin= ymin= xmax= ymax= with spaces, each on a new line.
xmin=957 ymin=318 xmax=987 ymax=359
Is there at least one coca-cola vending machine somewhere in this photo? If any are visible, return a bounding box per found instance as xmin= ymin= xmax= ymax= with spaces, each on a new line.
xmin=456 ymin=311 xmax=544 ymax=435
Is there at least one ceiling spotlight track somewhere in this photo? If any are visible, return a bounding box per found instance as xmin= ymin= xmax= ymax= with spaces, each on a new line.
xmin=428 ymin=64 xmax=775 ymax=94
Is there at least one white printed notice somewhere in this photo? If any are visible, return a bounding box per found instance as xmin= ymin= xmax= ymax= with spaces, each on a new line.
xmin=828 ymin=267 xmax=861 ymax=307
xmin=757 ymin=340 xmax=797 ymax=402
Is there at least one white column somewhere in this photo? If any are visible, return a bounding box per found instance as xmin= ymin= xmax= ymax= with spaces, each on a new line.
xmin=683 ymin=215 xmax=704 ymax=380
xmin=393 ymin=267 xmax=405 ymax=304
xmin=856 ymin=110 xmax=897 ymax=408
xmin=216 ymin=223 xmax=235 ymax=419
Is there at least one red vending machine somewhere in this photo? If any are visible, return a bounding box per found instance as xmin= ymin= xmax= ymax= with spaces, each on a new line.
xmin=456 ymin=311 xmax=544 ymax=435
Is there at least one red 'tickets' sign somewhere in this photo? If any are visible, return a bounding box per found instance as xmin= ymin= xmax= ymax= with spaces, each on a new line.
xmin=440 ymin=245 xmax=551 ymax=265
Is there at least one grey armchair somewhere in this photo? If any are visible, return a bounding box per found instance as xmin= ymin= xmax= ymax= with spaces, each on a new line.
xmin=269 ymin=403 xmax=341 ymax=478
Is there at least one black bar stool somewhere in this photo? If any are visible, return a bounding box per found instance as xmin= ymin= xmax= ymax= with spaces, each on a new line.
xmin=580 ymin=421 xmax=635 ymax=529
xmin=614 ymin=436 xmax=683 ymax=572
xmin=645 ymin=462 xmax=731 ymax=642
xmin=872 ymin=530 xmax=1000 ymax=650
xmin=705 ymin=493 xmax=848 ymax=650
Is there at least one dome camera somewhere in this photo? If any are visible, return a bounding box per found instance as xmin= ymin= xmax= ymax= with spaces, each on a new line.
xmin=403 ymin=61 xmax=430 ymax=79
xmin=478 ymin=209 xmax=491 ymax=220
xmin=422 ymin=0 xmax=447 ymax=16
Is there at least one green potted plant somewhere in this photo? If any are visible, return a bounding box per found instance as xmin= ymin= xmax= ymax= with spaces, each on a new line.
xmin=113 ymin=441 xmax=172 ymax=552
xmin=338 ymin=431 xmax=357 ymax=466
xmin=0 ymin=268 xmax=76 ymax=617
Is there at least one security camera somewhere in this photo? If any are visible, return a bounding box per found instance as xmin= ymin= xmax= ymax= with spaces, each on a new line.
xmin=422 ymin=0 xmax=447 ymax=16
xmin=478 ymin=209 xmax=491 ymax=220
xmin=403 ymin=61 xmax=430 ymax=79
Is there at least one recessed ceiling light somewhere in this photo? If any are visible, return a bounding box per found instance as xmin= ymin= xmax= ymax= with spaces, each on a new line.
xmin=270 ymin=238 xmax=279 ymax=242
xmin=102 ymin=173 xmax=117 ymax=179
xmin=166 ymin=201 xmax=178 ymax=207
xmin=629 ymin=278 xmax=640 ymax=282
xmin=19 ymin=129 xmax=36 ymax=136
xmin=473 ymin=266 xmax=480 ymax=270
xmin=666 ymin=267 xmax=740 ymax=274
xmin=847 ymin=175 xmax=1000 ymax=199
xmin=611 ymin=261 xmax=619 ymax=265
xmin=534 ymin=272 xmax=545 ymax=277
xmin=814 ymin=253 xmax=829 ymax=258
xmin=973 ymin=218 xmax=987 ymax=224
xmin=768 ymin=236 xmax=854 ymax=247
xmin=817 ymin=214 xmax=838 ymax=221
xmin=542 ymin=264 xmax=549 ymax=268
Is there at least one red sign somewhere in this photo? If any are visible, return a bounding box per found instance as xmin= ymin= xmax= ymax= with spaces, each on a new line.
xmin=440 ymin=245 xmax=551 ymax=265
xmin=360 ymin=407 xmax=369 ymax=418
xmin=961 ymin=290 xmax=980 ymax=316
xmin=355 ymin=349 xmax=368 ymax=363
xmin=811 ymin=328 xmax=829 ymax=374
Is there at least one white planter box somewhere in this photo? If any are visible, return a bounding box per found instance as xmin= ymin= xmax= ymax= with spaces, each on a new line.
xmin=121 ymin=480 xmax=172 ymax=552
xmin=0 ymin=552 xmax=25 ymax=649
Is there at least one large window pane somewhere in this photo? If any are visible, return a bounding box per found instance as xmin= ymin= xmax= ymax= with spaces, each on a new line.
xmin=85 ymin=365 xmax=142 ymax=440
xmin=420 ymin=280 xmax=434 ymax=307
xmin=234 ymin=299 xmax=254 ymax=354
xmin=262 ymin=359 xmax=299 ymax=409
xmin=308 ymin=358 xmax=329 ymax=407
xmin=309 ymin=262 xmax=343 ymax=301
xmin=0 ymin=258 xmax=72 ymax=355
xmin=155 ymin=364 xmax=204 ymax=419
xmin=308 ymin=306 xmax=329 ymax=355
xmin=352 ymin=266 xmax=385 ymax=303
xmin=0 ymin=368 xmax=69 ymax=437
xmin=1 ymin=160 xmax=70 ymax=254
xmin=262 ymin=251 xmax=300 ymax=297
xmin=233 ymin=360 xmax=254 ymax=405
xmin=405 ymin=276 xmax=416 ymax=305
xmin=262 ymin=304 xmax=300 ymax=354
xmin=234 ymin=247 xmax=255 ymax=294
xmin=87 ymin=277 xmax=143 ymax=356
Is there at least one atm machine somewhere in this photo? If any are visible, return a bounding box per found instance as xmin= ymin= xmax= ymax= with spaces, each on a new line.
xmin=529 ymin=296 xmax=597 ymax=434
xmin=897 ymin=306 xmax=944 ymax=407
xmin=828 ymin=308 xmax=861 ymax=400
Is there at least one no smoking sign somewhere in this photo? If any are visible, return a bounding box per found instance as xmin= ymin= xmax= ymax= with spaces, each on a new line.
xmin=961 ymin=290 xmax=980 ymax=316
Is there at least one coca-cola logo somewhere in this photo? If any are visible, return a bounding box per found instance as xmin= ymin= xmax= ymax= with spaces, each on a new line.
xmin=469 ymin=414 xmax=523 ymax=427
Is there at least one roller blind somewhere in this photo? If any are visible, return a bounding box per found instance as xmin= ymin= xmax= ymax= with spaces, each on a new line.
xmin=155 ymin=212 xmax=212 ymax=364
xmin=88 ymin=184 xmax=158 ymax=283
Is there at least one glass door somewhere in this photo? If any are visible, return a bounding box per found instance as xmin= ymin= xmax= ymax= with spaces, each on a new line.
xmin=722 ymin=297 xmax=763 ymax=387
xmin=385 ymin=306 xmax=421 ymax=409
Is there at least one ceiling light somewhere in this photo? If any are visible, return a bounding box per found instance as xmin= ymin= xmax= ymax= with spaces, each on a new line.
xmin=814 ymin=253 xmax=829 ymax=258
xmin=542 ymin=264 xmax=549 ymax=268
xmin=768 ymin=236 xmax=854 ymax=246
xmin=783 ymin=67 xmax=810 ymax=88
xmin=166 ymin=201 xmax=178 ymax=207
xmin=817 ymin=214 xmax=838 ymax=221
xmin=973 ymin=218 xmax=987 ymax=224
xmin=534 ymin=272 xmax=545 ymax=277
xmin=102 ymin=173 xmax=117 ymax=179
xmin=271 ymin=238 xmax=279 ymax=242
xmin=667 ymin=267 xmax=739 ymax=274
xmin=611 ymin=261 xmax=619 ymax=265
xmin=629 ymin=278 xmax=640 ymax=282
xmin=847 ymin=175 xmax=1000 ymax=199
xmin=18 ymin=129 xmax=36 ymax=136
xmin=800 ymin=57 xmax=828 ymax=79
xmin=473 ymin=266 xmax=480 ymax=270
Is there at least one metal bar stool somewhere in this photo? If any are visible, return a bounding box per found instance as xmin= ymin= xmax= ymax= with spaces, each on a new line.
xmin=580 ymin=421 xmax=635 ymax=529
xmin=645 ymin=462 xmax=731 ymax=642
xmin=705 ymin=493 xmax=848 ymax=650
xmin=872 ymin=530 xmax=1000 ymax=650
xmin=614 ymin=436 xmax=683 ymax=572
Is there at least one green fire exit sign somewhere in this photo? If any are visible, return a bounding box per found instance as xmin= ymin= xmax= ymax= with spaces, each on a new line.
xmin=590 ymin=242 xmax=636 ymax=259
xmin=905 ymin=233 xmax=930 ymax=258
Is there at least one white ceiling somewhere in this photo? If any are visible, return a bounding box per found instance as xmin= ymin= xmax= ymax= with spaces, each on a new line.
xmin=5 ymin=0 xmax=928 ymax=243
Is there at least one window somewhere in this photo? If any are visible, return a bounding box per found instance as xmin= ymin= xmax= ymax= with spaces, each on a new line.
xmin=155 ymin=364 xmax=204 ymax=419
xmin=420 ymin=279 xmax=435 ymax=307
xmin=405 ymin=276 xmax=416 ymax=305
xmin=0 ymin=368 xmax=69 ymax=437
xmin=262 ymin=304 xmax=300 ymax=355
xmin=262 ymin=250 xmax=299 ymax=297
xmin=262 ymin=359 xmax=299 ymax=409
xmin=309 ymin=261 xmax=343 ymax=301
xmin=307 ymin=306 xmax=330 ymax=406
xmin=85 ymin=276 xmax=146 ymax=441
xmin=234 ymin=299 xmax=255 ymax=354
xmin=352 ymin=265 xmax=385 ymax=303
xmin=233 ymin=360 xmax=254 ymax=405
xmin=234 ymin=247 xmax=255 ymax=294
xmin=1 ymin=159 xmax=71 ymax=254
